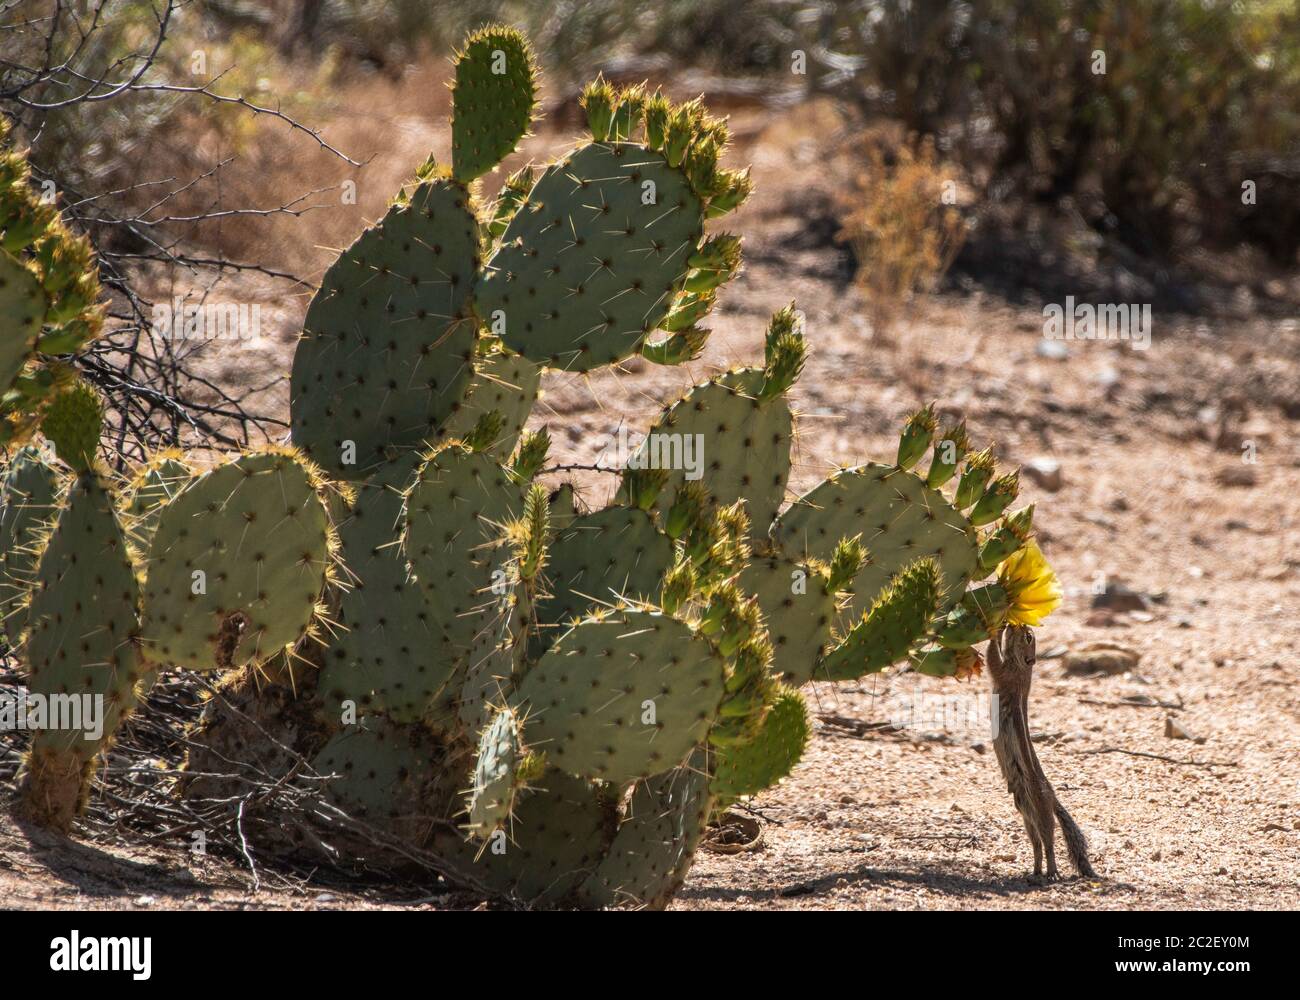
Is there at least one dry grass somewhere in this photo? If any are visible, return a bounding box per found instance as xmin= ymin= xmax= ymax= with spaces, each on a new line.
xmin=837 ymin=136 xmax=967 ymax=344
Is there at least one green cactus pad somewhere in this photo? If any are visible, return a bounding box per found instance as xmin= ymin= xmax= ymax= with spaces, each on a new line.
xmin=438 ymin=346 xmax=541 ymax=458
xmin=313 ymin=718 xmax=448 ymax=843
xmin=140 ymin=451 xmax=333 ymax=671
xmin=404 ymin=443 xmax=524 ymax=661
xmin=20 ymin=474 xmax=142 ymax=830
xmin=711 ymin=686 xmax=810 ymax=802
xmin=817 ymin=557 xmax=942 ymax=681
xmin=478 ymin=141 xmax=704 ymax=371
xmin=467 ymin=707 xmax=531 ymax=838
xmin=320 ymin=453 xmax=460 ymax=726
xmin=290 ymin=178 xmax=478 ymax=479
xmin=577 ymin=749 xmax=713 ymax=909
xmin=637 ymin=369 xmax=792 ymax=541
xmin=122 ymin=452 xmax=192 ymax=546
xmin=457 ymin=584 xmax=529 ymax=735
xmin=774 ymin=462 xmax=977 ymax=618
xmin=451 ymin=26 xmax=538 ymax=184
xmin=512 ymin=609 xmax=724 ymax=783
xmin=737 ymin=552 xmax=837 ymax=686
xmin=0 ymin=446 xmax=60 ymax=647
xmin=434 ymin=768 xmax=615 ymax=907
xmin=40 ymin=381 xmax=102 ymax=472
xmin=535 ymin=505 xmax=676 ymax=649
xmin=0 ymin=249 xmax=44 ymax=397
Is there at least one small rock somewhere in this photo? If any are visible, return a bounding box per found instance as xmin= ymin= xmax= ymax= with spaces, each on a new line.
xmin=1224 ymin=519 xmax=1250 ymax=531
xmin=1091 ymin=581 xmax=1150 ymax=612
xmin=315 ymin=892 xmax=338 ymax=903
xmin=1064 ymin=641 xmax=1141 ymax=675
xmin=1084 ymin=609 xmax=1124 ymax=627
xmin=1261 ymin=823 xmax=1286 ymax=833
xmin=133 ymin=895 xmax=155 ymax=908
xmin=1215 ymin=465 xmax=1257 ymax=487
xmin=1024 ymin=456 xmax=1063 ymax=492
xmin=1173 ymin=614 xmax=1194 ymax=628
xmin=1110 ymin=495 xmax=1130 ymax=512
xmin=1164 ymin=717 xmax=1205 ymax=743
xmin=1151 ymin=850 xmax=1162 ymax=862
xmin=1262 ymin=564 xmax=1291 ymax=581
xmin=1093 ymin=366 xmax=1121 ymax=390
xmin=1129 ymin=610 xmax=1155 ymax=623
xmin=1217 ymin=867 xmax=1229 ymax=876
xmin=1036 ymin=340 xmax=1070 ymax=360
xmin=971 ymin=742 xmax=987 ymax=755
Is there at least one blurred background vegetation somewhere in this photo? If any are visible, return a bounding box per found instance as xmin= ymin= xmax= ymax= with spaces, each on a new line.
xmin=8 ymin=1 xmax=1298 ymax=251
xmin=4 ymin=0 xmax=1297 ymax=353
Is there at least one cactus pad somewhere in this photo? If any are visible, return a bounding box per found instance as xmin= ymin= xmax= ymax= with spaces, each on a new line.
xmin=478 ymin=142 xmax=704 ymax=371
xmin=0 ymin=249 xmax=44 ymax=397
xmin=817 ymin=557 xmax=942 ymax=681
xmin=20 ymin=474 xmax=142 ymax=830
xmin=290 ymin=178 xmax=478 ymax=479
xmin=577 ymin=749 xmax=713 ymax=909
xmin=140 ymin=451 xmax=333 ymax=671
xmin=40 ymin=380 xmax=102 ymax=472
xmin=467 ymin=707 xmax=531 ymax=838
xmin=639 ymin=369 xmax=792 ymax=540
xmin=512 ymin=609 xmax=724 ymax=783
xmin=711 ymin=686 xmax=810 ymax=803
xmin=122 ymin=452 xmax=192 ymax=545
xmin=774 ymin=462 xmax=977 ymax=618
xmin=0 ymin=446 xmax=60 ymax=647
xmin=438 ymin=346 xmax=541 ymax=458
xmin=535 ymin=505 xmax=676 ymax=648
xmin=313 ymin=719 xmax=447 ymax=843
xmin=451 ymin=26 xmax=538 ymax=184
xmin=320 ymin=454 xmax=459 ymax=725
xmin=404 ymin=443 xmax=524 ymax=660
xmin=738 ymin=552 xmax=837 ymax=686
xmin=436 ymin=769 xmax=615 ymax=907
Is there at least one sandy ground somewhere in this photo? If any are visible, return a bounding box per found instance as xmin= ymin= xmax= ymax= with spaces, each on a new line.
xmin=2 ymin=86 xmax=1298 ymax=911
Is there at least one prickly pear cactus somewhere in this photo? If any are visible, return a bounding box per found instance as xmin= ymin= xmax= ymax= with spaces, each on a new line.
xmin=0 ymin=26 xmax=1053 ymax=912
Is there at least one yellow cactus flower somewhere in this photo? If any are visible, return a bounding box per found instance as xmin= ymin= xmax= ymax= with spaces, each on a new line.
xmin=996 ymin=540 xmax=1062 ymax=626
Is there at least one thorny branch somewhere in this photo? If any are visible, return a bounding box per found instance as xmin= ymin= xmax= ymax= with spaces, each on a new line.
xmin=0 ymin=0 xmax=360 ymax=468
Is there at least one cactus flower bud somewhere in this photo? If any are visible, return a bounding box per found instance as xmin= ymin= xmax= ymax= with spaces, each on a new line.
xmin=896 ymin=403 xmax=938 ymax=470
xmin=926 ymin=419 xmax=970 ymax=488
xmin=954 ymin=447 xmax=997 ymax=509
xmin=580 ymin=75 xmax=616 ymax=141
xmin=970 ymin=470 xmax=1020 ymax=526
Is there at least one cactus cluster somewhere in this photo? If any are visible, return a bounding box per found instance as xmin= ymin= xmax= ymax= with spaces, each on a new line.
xmin=0 ymin=26 xmax=1043 ymax=908
xmin=1 ymin=116 xmax=106 ymax=448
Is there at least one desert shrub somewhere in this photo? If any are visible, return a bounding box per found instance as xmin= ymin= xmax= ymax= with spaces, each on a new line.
xmin=837 ymin=136 xmax=967 ymax=337
xmin=795 ymin=0 xmax=1300 ymax=259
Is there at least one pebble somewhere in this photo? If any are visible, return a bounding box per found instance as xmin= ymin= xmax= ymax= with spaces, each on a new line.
xmin=1036 ymin=340 xmax=1070 ymax=360
xmin=1064 ymin=642 xmax=1141 ymax=675
xmin=1024 ymin=456 xmax=1063 ymax=492
xmin=1091 ymin=581 xmax=1151 ymax=612
xmin=1164 ymin=717 xmax=1205 ymax=744
xmin=1215 ymin=465 xmax=1257 ymax=487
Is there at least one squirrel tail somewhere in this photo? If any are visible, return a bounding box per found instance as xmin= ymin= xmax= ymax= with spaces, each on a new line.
xmin=1054 ymin=799 xmax=1098 ymax=878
